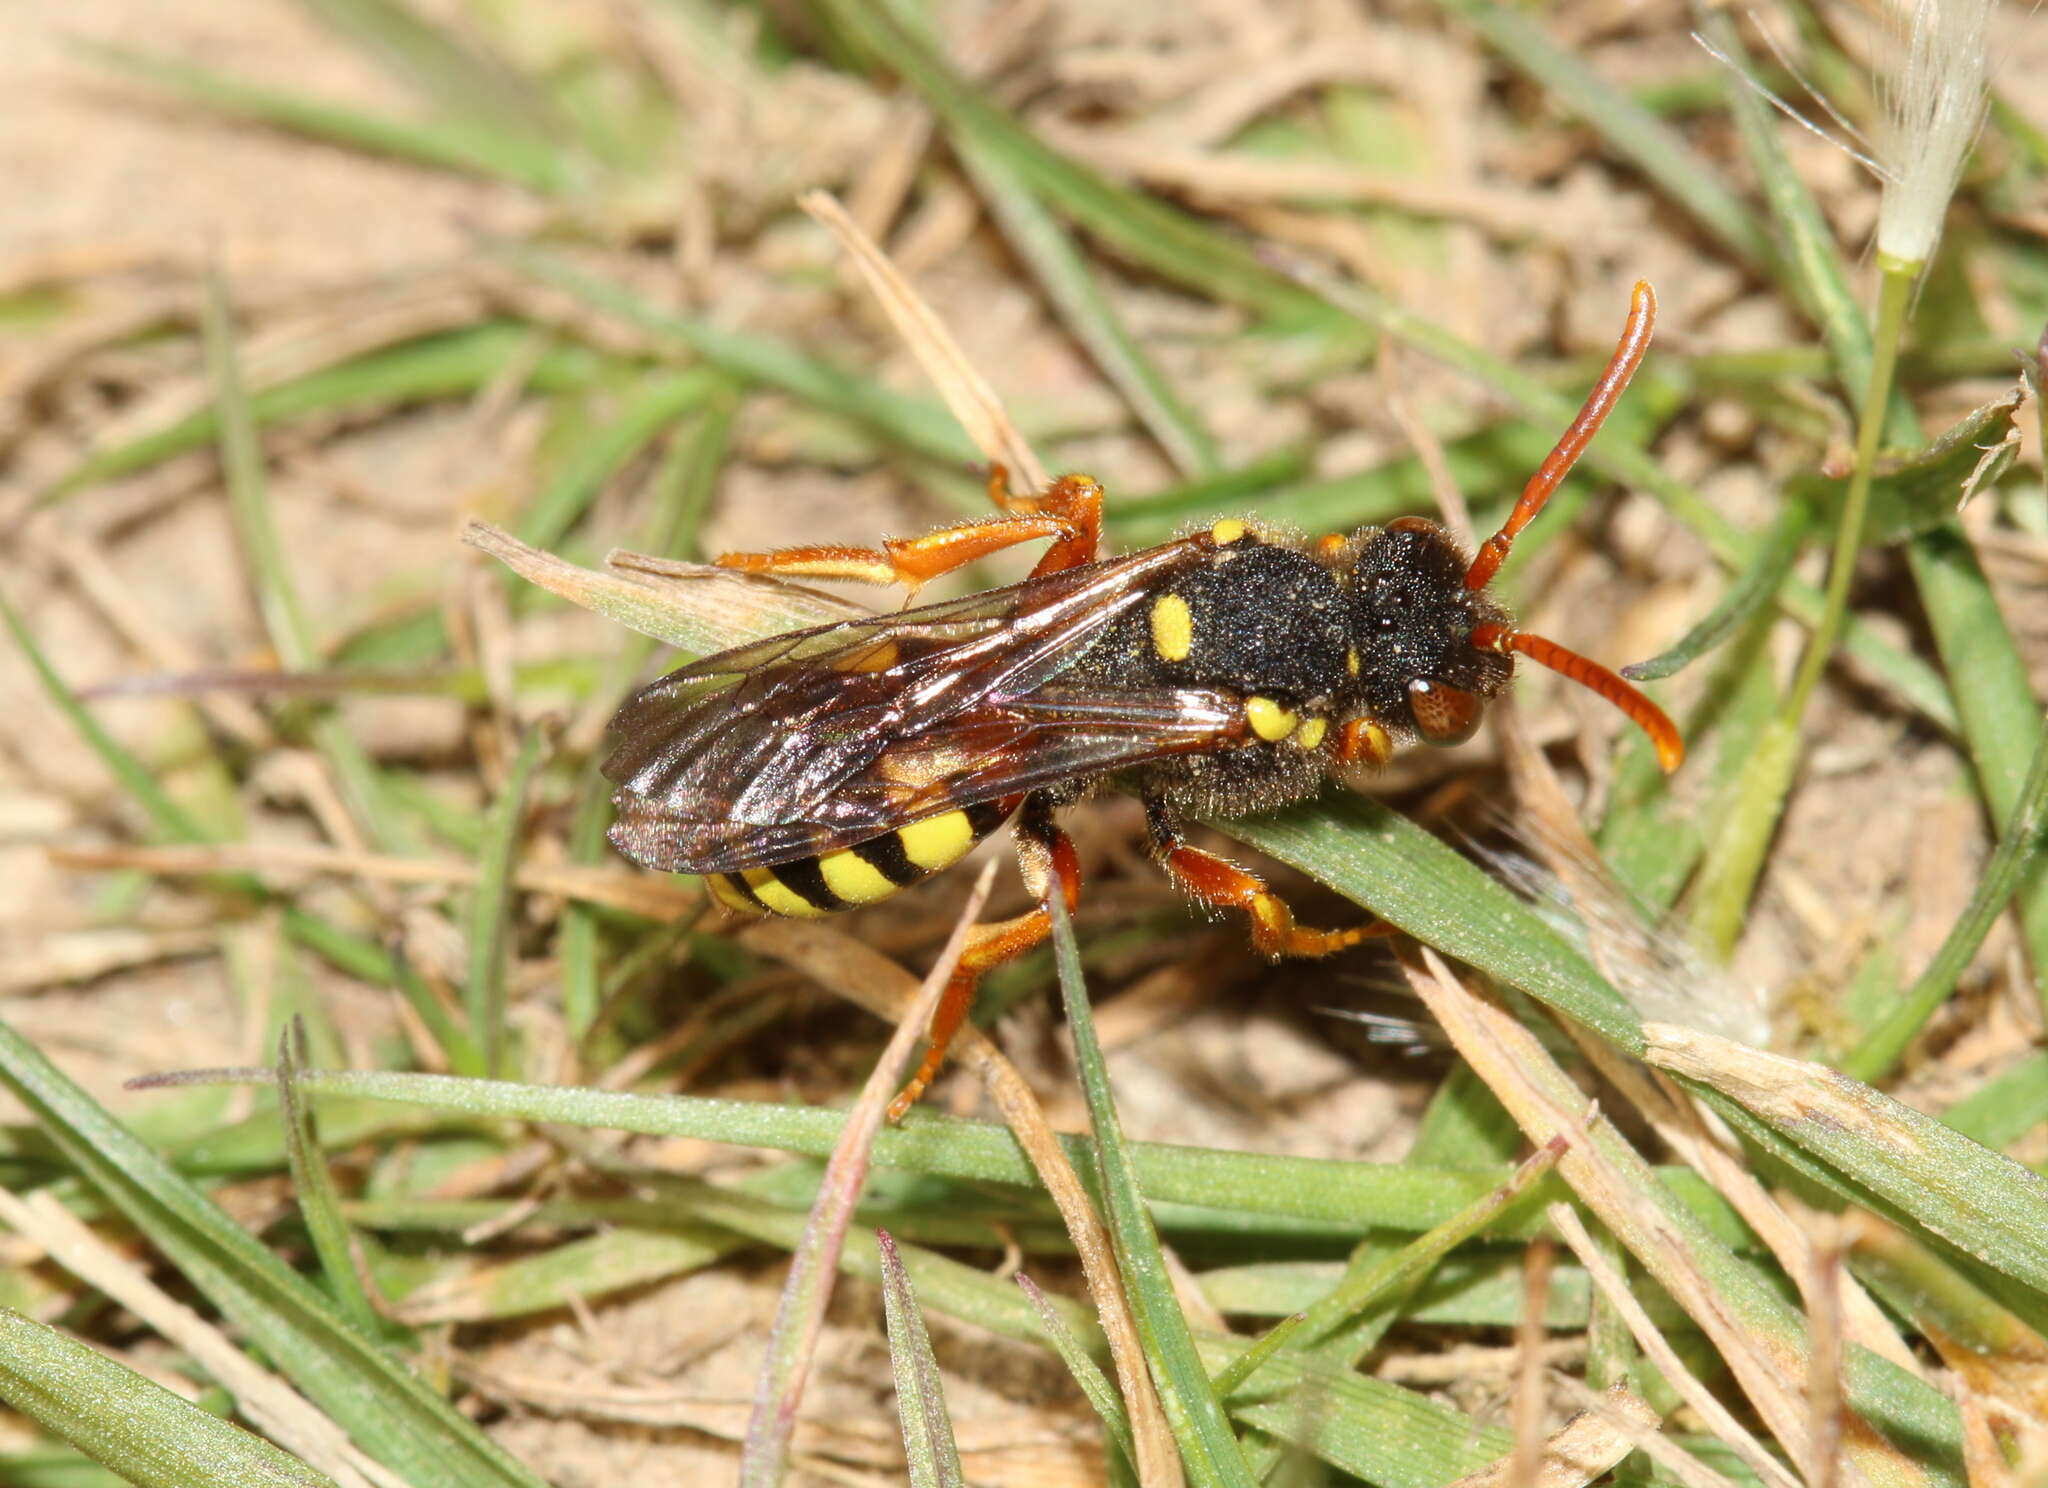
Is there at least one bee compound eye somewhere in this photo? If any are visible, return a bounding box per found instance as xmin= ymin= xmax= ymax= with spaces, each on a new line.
xmin=1407 ymin=678 xmax=1483 ymax=746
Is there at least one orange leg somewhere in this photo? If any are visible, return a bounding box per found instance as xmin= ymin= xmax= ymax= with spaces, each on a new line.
xmin=1146 ymin=799 xmax=1392 ymax=957
xmin=715 ymin=469 xmax=1105 ymax=595
xmin=887 ymin=799 xmax=1079 ymax=1122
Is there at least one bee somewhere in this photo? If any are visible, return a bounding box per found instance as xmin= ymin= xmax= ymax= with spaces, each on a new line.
xmin=604 ymin=282 xmax=1681 ymax=1117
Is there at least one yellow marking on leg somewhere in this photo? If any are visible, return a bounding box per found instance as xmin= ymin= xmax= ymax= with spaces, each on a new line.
xmin=1150 ymin=593 xmax=1193 ymax=662
xmin=1294 ymin=716 xmax=1329 ymax=750
xmin=1210 ymin=518 xmax=1247 ymax=545
xmin=817 ymin=847 xmax=901 ymax=906
xmin=708 ymin=874 xmax=765 ymax=916
xmin=897 ymin=811 xmax=976 ymax=871
xmin=1245 ymin=696 xmax=1298 ymax=743
xmin=741 ymin=867 xmax=831 ymax=919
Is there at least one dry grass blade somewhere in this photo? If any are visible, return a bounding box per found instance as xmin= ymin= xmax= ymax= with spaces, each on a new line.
xmin=1547 ymin=1203 xmax=1799 ymax=1488
xmin=800 ymin=190 xmax=1047 ymax=495
xmin=0 ymin=1186 xmax=400 ymax=1488
xmin=741 ymin=862 xmax=996 ymax=1488
xmin=1396 ymin=946 xmax=1905 ymax=1488
xmin=1552 ymin=1377 xmax=1743 ymax=1488
xmin=1439 ymin=1382 xmax=1660 ymax=1488
xmin=733 ymin=918 xmax=1179 ymax=1486
xmin=1498 ymin=716 xmax=1917 ymax=1376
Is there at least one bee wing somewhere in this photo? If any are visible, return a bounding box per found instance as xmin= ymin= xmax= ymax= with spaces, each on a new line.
xmin=604 ymin=538 xmax=1210 ymax=872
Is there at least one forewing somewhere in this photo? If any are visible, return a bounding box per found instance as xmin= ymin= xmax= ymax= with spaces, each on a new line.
xmin=605 ymin=539 xmax=1208 ymax=872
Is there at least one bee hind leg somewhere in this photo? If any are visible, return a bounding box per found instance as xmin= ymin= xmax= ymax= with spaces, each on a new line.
xmin=715 ymin=470 xmax=1103 ymax=595
xmin=1145 ymin=797 xmax=1394 ymax=958
xmin=887 ymin=797 xmax=1078 ymax=1122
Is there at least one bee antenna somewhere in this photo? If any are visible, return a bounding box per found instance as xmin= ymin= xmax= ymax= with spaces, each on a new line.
xmin=1469 ymin=621 xmax=1684 ymax=773
xmin=1465 ymin=281 xmax=1657 ymax=591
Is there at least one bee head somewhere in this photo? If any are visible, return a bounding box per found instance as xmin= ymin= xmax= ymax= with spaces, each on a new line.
xmin=1346 ymin=516 xmax=1513 ymax=748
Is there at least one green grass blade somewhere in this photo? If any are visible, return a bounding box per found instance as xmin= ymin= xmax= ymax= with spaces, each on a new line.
xmin=1940 ymin=1051 xmax=2048 ymax=1151
xmin=1429 ymin=0 xmax=1773 ymax=270
xmin=290 ymin=0 xmax=563 ymax=151
xmin=88 ymin=46 xmax=569 ymax=193
xmin=275 ymin=1022 xmax=381 ymax=1339
xmin=0 ymin=1308 xmax=337 ymax=1488
xmin=818 ymin=0 xmax=1328 ymax=325
xmin=0 ymin=1019 xmax=549 ymax=1488
xmin=1222 ymin=794 xmax=1643 ymax=1050
xmin=468 ymin=727 xmax=545 ymax=1076
xmin=516 ymin=369 xmax=718 ymax=551
xmin=1622 ymin=497 xmax=1812 ymax=682
xmin=957 ymin=132 xmax=1222 ymax=477
xmin=877 ymin=1230 xmax=968 ymax=1488
xmin=1651 ymin=1028 xmax=2048 ymax=1299
xmin=1015 ymin=1272 xmax=1138 ymax=1468
xmin=492 ymin=241 xmax=983 ymax=466
xmin=202 ymin=265 xmax=417 ymax=856
xmin=52 ymin=324 xmax=601 ymax=499
xmin=237 ymin=1065 xmax=1751 ymax=1246
xmin=0 ymin=586 xmax=207 ymax=846
xmin=1842 ymin=711 xmax=2048 ymax=1082
xmin=1696 ymin=6 xmax=2048 ymax=990
xmin=1050 ymin=894 xmax=1257 ymax=1488
xmin=393 ymin=1225 xmax=740 ymax=1323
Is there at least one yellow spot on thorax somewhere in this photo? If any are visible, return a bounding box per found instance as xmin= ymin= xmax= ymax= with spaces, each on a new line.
xmin=1345 ymin=648 xmax=1361 ymax=678
xmin=1245 ymin=696 xmax=1299 ymax=742
xmin=1294 ymin=716 xmax=1329 ymax=750
xmin=1209 ymin=518 xmax=1248 ymax=545
xmin=1150 ymin=593 xmax=1193 ymax=662
xmin=897 ymin=810 xmax=977 ymax=871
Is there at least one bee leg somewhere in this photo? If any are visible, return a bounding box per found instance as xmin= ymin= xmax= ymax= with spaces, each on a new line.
xmin=1144 ymin=798 xmax=1393 ymax=958
xmin=887 ymin=797 xmax=1078 ymax=1122
xmin=715 ymin=474 xmax=1103 ymax=594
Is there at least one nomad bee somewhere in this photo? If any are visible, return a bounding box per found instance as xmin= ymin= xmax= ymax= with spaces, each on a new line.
xmin=605 ymin=282 xmax=1681 ymax=1117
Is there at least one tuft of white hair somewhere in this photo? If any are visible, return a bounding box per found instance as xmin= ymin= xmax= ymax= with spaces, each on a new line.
xmin=1873 ymin=0 xmax=1995 ymax=268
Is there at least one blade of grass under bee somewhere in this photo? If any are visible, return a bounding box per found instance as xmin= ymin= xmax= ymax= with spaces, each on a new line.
xmin=0 ymin=1019 xmax=549 ymax=1488
xmin=467 ymin=726 xmax=545 ymax=1077
xmin=0 ymin=1307 xmax=339 ymax=1488
xmin=87 ymin=46 xmax=570 ymax=194
xmin=275 ymin=1021 xmax=381 ymax=1340
xmin=203 ymin=264 xmax=417 ymax=857
xmin=877 ymin=1230 xmax=968 ymax=1488
xmin=1050 ymin=894 xmax=1256 ymax=1488
xmin=1016 ymin=1272 xmax=1139 ymax=1470
xmin=1426 ymin=0 xmax=1773 ymax=271
xmin=955 ymin=133 xmax=1222 ymax=479
xmin=1841 ymin=711 xmax=2048 ymax=1082
xmin=492 ymin=240 xmax=984 ymax=467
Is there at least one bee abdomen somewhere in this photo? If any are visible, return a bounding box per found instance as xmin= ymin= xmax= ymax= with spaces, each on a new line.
xmin=706 ymin=800 xmax=1014 ymax=919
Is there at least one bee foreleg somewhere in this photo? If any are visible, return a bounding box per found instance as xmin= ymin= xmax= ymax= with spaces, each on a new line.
xmin=886 ymin=796 xmax=1079 ymax=1122
xmin=1144 ymin=797 xmax=1392 ymax=959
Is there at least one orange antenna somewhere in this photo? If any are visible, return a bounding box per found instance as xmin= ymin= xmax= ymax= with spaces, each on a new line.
xmin=1469 ymin=621 xmax=1684 ymax=772
xmin=1465 ymin=281 xmax=1657 ymax=592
